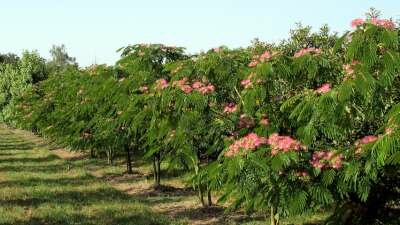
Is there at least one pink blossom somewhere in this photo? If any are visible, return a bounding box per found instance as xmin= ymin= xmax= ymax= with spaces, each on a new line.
xmin=155 ymin=79 xmax=169 ymax=90
xmin=359 ymin=135 xmax=378 ymax=144
xmin=180 ymin=85 xmax=193 ymax=94
xmin=377 ymin=19 xmax=395 ymax=29
xmin=198 ymin=84 xmax=215 ymax=95
xmin=370 ymin=18 xmax=395 ymax=30
xmin=315 ymin=83 xmax=331 ymax=94
xmin=223 ymin=103 xmax=237 ymax=114
xmin=241 ymin=79 xmax=252 ymax=89
xmin=343 ymin=61 xmax=360 ymax=80
xmin=342 ymin=64 xmax=354 ymax=75
xmin=172 ymin=77 xmax=189 ymax=87
xmin=260 ymin=118 xmax=269 ymax=126
xmin=259 ymin=51 xmax=271 ymax=62
xmin=294 ymin=47 xmax=321 ymax=58
xmin=311 ymin=150 xmax=343 ymax=170
xmin=267 ymin=133 xmax=302 ymax=154
xmin=139 ymin=86 xmax=149 ymax=93
xmin=248 ymin=60 xmax=258 ymax=67
xmin=351 ymin=18 xmax=365 ymax=28
xmin=225 ymin=133 xmax=267 ymax=157
xmin=192 ymin=81 xmax=204 ymax=89
xmin=385 ymin=127 xmax=394 ymax=135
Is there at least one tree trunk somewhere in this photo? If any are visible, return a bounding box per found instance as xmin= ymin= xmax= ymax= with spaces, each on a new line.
xmin=153 ymin=156 xmax=157 ymax=183
xmin=126 ymin=145 xmax=133 ymax=174
xmin=207 ymin=188 xmax=212 ymax=206
xmin=90 ymin=149 xmax=95 ymax=158
xmin=153 ymin=152 xmax=161 ymax=187
xmin=270 ymin=206 xmax=277 ymax=225
xmin=107 ymin=148 xmax=113 ymax=165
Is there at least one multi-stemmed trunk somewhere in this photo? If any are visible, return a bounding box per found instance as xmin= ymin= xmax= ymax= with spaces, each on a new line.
xmin=106 ymin=147 xmax=113 ymax=165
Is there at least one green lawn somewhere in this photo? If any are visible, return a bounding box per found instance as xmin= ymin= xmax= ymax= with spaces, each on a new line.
xmin=0 ymin=127 xmax=179 ymax=225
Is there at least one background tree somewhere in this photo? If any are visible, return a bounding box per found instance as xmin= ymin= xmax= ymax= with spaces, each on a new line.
xmin=47 ymin=44 xmax=77 ymax=72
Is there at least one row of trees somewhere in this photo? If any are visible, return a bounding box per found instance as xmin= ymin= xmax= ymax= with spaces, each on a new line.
xmin=1 ymin=13 xmax=399 ymax=225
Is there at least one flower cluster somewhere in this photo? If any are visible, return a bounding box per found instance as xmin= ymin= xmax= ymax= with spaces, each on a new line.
xmin=311 ymin=151 xmax=343 ymax=169
xmin=294 ymin=47 xmax=321 ymax=58
xmin=240 ymin=72 xmax=256 ymax=89
xmin=355 ymin=135 xmax=378 ymax=155
xmin=248 ymin=51 xmax=276 ymax=67
xmin=155 ymin=78 xmax=169 ymax=90
xmin=139 ymin=86 xmax=149 ymax=93
xmin=315 ymin=83 xmax=331 ymax=94
xmin=351 ymin=18 xmax=395 ymax=30
xmin=191 ymin=80 xmax=215 ymax=94
xmin=223 ymin=103 xmax=237 ymax=114
xmin=342 ymin=60 xmax=360 ymax=81
xmin=172 ymin=77 xmax=215 ymax=94
xmin=267 ymin=133 xmax=303 ymax=155
xmin=225 ymin=133 xmax=267 ymax=157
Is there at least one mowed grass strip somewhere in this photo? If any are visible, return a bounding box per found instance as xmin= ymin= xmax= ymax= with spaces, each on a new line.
xmin=0 ymin=127 xmax=179 ymax=225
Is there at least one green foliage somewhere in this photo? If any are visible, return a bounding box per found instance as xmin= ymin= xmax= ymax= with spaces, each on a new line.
xmin=2 ymin=17 xmax=399 ymax=225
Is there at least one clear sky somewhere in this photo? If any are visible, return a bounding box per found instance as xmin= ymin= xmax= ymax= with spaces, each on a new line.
xmin=1 ymin=0 xmax=399 ymax=66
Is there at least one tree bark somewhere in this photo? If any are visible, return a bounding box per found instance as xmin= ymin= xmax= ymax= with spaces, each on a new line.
xmin=207 ymin=188 xmax=212 ymax=206
xmin=153 ymin=152 xmax=161 ymax=187
xmin=107 ymin=148 xmax=113 ymax=165
xmin=270 ymin=206 xmax=277 ymax=225
xmin=126 ymin=145 xmax=133 ymax=174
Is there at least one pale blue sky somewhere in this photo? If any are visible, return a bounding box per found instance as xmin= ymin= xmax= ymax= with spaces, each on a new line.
xmin=1 ymin=0 xmax=399 ymax=66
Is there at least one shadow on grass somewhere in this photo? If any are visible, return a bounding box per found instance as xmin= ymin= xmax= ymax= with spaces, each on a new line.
xmin=0 ymin=154 xmax=60 ymax=164
xmin=0 ymin=130 xmax=175 ymax=225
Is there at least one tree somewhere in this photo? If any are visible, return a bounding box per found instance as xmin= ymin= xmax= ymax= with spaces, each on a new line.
xmin=0 ymin=53 xmax=20 ymax=67
xmin=47 ymin=44 xmax=77 ymax=72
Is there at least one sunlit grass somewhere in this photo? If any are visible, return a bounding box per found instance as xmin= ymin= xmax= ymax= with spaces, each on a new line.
xmin=0 ymin=127 xmax=181 ymax=225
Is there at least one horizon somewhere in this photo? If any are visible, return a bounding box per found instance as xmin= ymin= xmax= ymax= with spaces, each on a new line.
xmin=1 ymin=0 xmax=399 ymax=66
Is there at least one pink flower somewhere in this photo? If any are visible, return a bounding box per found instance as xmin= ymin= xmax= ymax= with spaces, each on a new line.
xmin=294 ymin=47 xmax=321 ymax=58
xmin=311 ymin=150 xmax=343 ymax=170
xmin=213 ymin=47 xmax=221 ymax=53
xmin=198 ymin=84 xmax=215 ymax=95
xmin=139 ymin=86 xmax=149 ymax=93
xmin=342 ymin=64 xmax=354 ymax=75
xmin=385 ymin=127 xmax=394 ymax=135
xmin=259 ymin=51 xmax=271 ymax=62
xmin=224 ymin=133 xmax=267 ymax=157
xmin=241 ymin=79 xmax=252 ymax=89
xmin=192 ymin=81 xmax=204 ymax=89
xmin=180 ymin=85 xmax=193 ymax=93
xmin=377 ymin=19 xmax=395 ymax=29
xmin=267 ymin=133 xmax=302 ymax=154
xmin=223 ymin=103 xmax=237 ymax=114
xmin=343 ymin=61 xmax=360 ymax=80
xmin=370 ymin=18 xmax=395 ymax=30
xmin=351 ymin=18 xmax=365 ymax=28
xmin=315 ymin=83 xmax=331 ymax=94
xmin=172 ymin=77 xmax=189 ymax=87
xmin=155 ymin=79 xmax=169 ymax=90
xmin=260 ymin=117 xmax=269 ymax=126
xmin=248 ymin=60 xmax=258 ymax=67
xmin=359 ymin=135 xmax=378 ymax=144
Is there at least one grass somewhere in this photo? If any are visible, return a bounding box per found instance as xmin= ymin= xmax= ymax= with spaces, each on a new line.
xmin=0 ymin=125 xmax=331 ymax=225
xmin=0 ymin=126 xmax=180 ymax=225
